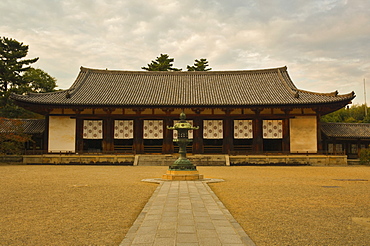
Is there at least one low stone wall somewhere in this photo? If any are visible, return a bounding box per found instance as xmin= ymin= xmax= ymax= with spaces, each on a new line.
xmin=23 ymin=154 xmax=135 ymax=165
xmin=230 ymin=155 xmax=347 ymax=166
xmin=0 ymin=155 xmax=23 ymax=163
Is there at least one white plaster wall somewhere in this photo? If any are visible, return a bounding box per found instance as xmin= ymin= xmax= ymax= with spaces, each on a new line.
xmin=290 ymin=116 xmax=317 ymax=153
xmin=48 ymin=116 xmax=76 ymax=152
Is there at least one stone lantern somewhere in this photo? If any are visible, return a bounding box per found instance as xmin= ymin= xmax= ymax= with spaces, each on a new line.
xmin=162 ymin=112 xmax=204 ymax=180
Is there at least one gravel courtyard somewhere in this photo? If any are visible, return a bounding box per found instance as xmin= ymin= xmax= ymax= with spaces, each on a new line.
xmin=0 ymin=164 xmax=369 ymax=245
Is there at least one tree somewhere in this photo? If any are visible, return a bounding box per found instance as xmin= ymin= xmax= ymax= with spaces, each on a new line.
xmin=21 ymin=68 xmax=57 ymax=93
xmin=320 ymin=104 xmax=370 ymax=123
xmin=142 ymin=54 xmax=181 ymax=71
xmin=0 ymin=37 xmax=39 ymax=104
xmin=187 ymin=58 xmax=212 ymax=71
xmin=0 ymin=37 xmax=57 ymax=118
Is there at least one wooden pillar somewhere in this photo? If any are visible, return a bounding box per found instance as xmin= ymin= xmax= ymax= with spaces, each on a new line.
xmin=193 ymin=118 xmax=204 ymax=154
xmin=133 ymin=118 xmax=144 ymax=154
xmin=316 ymin=114 xmax=322 ymax=153
xmin=44 ymin=115 xmax=49 ymax=153
xmin=75 ymin=117 xmax=84 ymax=153
xmin=223 ymin=117 xmax=234 ymax=154
xmin=162 ymin=117 xmax=174 ymax=154
xmin=252 ymin=109 xmax=263 ymax=152
xmin=282 ymin=109 xmax=292 ymax=153
xmin=103 ymin=118 xmax=114 ymax=153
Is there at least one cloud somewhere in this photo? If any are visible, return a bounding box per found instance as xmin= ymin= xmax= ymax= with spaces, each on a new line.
xmin=0 ymin=0 xmax=369 ymax=104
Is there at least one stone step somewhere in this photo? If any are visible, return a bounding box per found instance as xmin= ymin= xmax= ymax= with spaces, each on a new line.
xmin=136 ymin=155 xmax=227 ymax=166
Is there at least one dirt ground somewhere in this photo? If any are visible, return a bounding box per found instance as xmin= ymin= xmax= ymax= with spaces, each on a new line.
xmin=203 ymin=166 xmax=370 ymax=246
xmin=0 ymin=165 xmax=369 ymax=246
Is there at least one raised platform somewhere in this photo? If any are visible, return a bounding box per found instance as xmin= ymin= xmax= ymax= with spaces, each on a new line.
xmin=20 ymin=154 xmax=348 ymax=166
xmin=230 ymin=155 xmax=347 ymax=166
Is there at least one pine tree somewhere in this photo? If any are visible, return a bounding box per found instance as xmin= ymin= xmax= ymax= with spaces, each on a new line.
xmin=142 ymin=54 xmax=181 ymax=71
xmin=187 ymin=58 xmax=212 ymax=71
xmin=0 ymin=37 xmax=39 ymax=103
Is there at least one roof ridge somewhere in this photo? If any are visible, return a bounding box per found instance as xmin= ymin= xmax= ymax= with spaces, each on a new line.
xmin=79 ymin=66 xmax=288 ymax=75
xmin=10 ymin=90 xmax=68 ymax=99
xmin=68 ymin=68 xmax=92 ymax=98
xmin=277 ymin=67 xmax=298 ymax=98
xmin=297 ymin=89 xmax=355 ymax=98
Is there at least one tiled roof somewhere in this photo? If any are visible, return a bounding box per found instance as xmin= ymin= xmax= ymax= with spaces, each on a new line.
xmin=0 ymin=119 xmax=45 ymax=134
xmin=321 ymin=122 xmax=370 ymax=139
xmin=11 ymin=66 xmax=355 ymax=107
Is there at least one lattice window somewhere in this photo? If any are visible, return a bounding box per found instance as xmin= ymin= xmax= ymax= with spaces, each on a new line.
xmin=203 ymin=120 xmax=223 ymax=139
xmin=143 ymin=120 xmax=163 ymax=139
xmin=263 ymin=120 xmax=283 ymax=139
xmin=234 ymin=120 xmax=253 ymax=139
xmin=336 ymin=144 xmax=343 ymax=153
xmin=328 ymin=143 xmax=334 ymax=153
xmin=114 ymin=120 xmax=134 ymax=139
xmin=83 ymin=120 xmax=103 ymax=139
xmin=173 ymin=120 xmax=194 ymax=139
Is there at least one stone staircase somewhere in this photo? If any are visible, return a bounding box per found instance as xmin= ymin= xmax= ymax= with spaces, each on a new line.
xmin=135 ymin=155 xmax=228 ymax=166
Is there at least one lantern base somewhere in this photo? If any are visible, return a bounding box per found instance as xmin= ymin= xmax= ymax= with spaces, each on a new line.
xmin=162 ymin=170 xmax=204 ymax=181
xmin=169 ymin=157 xmax=197 ymax=170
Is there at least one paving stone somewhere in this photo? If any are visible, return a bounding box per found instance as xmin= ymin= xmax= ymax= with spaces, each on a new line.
xmin=176 ymin=233 xmax=198 ymax=243
xmin=156 ymin=229 xmax=177 ymax=238
xmin=196 ymin=229 xmax=218 ymax=238
xmin=176 ymin=243 xmax=199 ymax=246
xmin=145 ymin=214 xmax=162 ymax=220
xmin=160 ymin=216 xmax=177 ymax=222
xmin=178 ymin=219 xmax=195 ymax=226
xmin=215 ymin=226 xmax=238 ymax=235
xmin=195 ymin=222 xmax=216 ymax=230
xmin=140 ymin=219 xmax=160 ymax=227
xmin=158 ymin=222 xmax=177 ymax=230
xmin=136 ymin=226 xmax=158 ymax=235
xmin=131 ymin=233 xmax=156 ymax=244
xmin=177 ymin=225 xmax=196 ymax=233
xmin=198 ymin=237 xmax=222 ymax=246
xmin=218 ymin=234 xmax=244 ymax=244
xmin=153 ymin=237 xmax=175 ymax=246
xmin=194 ymin=214 xmax=211 ymax=221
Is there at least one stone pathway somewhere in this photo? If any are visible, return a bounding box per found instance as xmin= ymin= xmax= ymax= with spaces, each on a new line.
xmin=120 ymin=180 xmax=255 ymax=246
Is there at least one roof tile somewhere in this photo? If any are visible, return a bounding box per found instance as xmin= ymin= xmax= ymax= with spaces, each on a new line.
xmin=11 ymin=66 xmax=355 ymax=107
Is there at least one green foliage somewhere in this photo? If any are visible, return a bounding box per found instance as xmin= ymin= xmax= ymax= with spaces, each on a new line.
xmin=0 ymin=37 xmax=57 ymax=118
xmin=320 ymin=104 xmax=370 ymax=123
xmin=0 ymin=117 xmax=31 ymax=155
xmin=187 ymin=58 xmax=212 ymax=71
xmin=21 ymin=68 xmax=57 ymax=93
xmin=0 ymin=37 xmax=39 ymax=98
xmin=0 ymin=104 xmax=40 ymax=118
xmin=142 ymin=54 xmax=181 ymax=71
xmin=359 ymin=148 xmax=370 ymax=165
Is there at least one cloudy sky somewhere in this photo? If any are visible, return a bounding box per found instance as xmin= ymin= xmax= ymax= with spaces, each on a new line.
xmin=1 ymin=0 xmax=369 ymax=104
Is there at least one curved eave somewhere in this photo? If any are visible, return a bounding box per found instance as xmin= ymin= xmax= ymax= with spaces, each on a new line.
xmin=12 ymin=95 xmax=355 ymax=116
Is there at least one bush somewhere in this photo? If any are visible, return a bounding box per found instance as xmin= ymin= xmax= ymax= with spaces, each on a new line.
xmin=0 ymin=118 xmax=31 ymax=155
xmin=359 ymin=149 xmax=370 ymax=165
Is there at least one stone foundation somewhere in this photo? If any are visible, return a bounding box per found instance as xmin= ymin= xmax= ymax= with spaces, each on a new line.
xmin=162 ymin=170 xmax=204 ymax=181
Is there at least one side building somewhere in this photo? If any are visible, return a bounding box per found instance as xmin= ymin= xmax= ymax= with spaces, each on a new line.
xmin=11 ymin=66 xmax=355 ymax=155
xmin=322 ymin=122 xmax=370 ymax=159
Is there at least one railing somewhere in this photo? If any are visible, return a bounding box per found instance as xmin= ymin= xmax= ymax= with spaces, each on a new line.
xmin=19 ymin=148 xmax=347 ymax=156
xmin=203 ymin=145 xmax=223 ymax=153
xmin=143 ymin=145 xmax=162 ymax=153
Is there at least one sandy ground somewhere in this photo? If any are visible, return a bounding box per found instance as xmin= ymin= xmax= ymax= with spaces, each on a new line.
xmin=0 ymin=164 xmax=369 ymax=246
xmin=202 ymin=166 xmax=370 ymax=246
